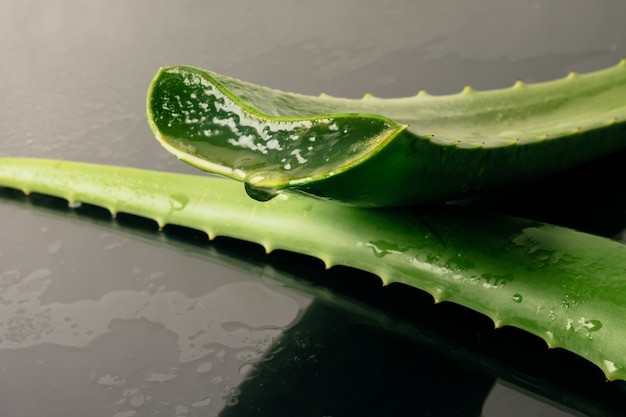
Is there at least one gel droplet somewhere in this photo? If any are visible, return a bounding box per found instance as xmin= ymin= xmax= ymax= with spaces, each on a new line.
xmin=244 ymin=183 xmax=279 ymax=202
xmin=512 ymin=294 xmax=523 ymax=303
xmin=244 ymin=169 xmax=292 ymax=202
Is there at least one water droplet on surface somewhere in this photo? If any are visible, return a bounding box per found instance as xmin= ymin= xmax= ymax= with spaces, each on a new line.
xmin=112 ymin=411 xmax=137 ymax=417
xmin=196 ymin=361 xmax=213 ymax=373
xmin=169 ymin=193 xmax=189 ymax=211
xmin=97 ymin=374 xmax=126 ymax=386
xmin=512 ymin=294 xmax=523 ymax=303
xmin=226 ymin=396 xmax=239 ymax=406
xmin=603 ymin=359 xmax=622 ymax=374
xmin=0 ymin=269 xmax=21 ymax=287
xmin=366 ymin=240 xmax=405 ymax=258
xmin=130 ymin=393 xmax=145 ymax=407
xmin=581 ymin=318 xmax=603 ymax=333
xmin=174 ymin=405 xmax=189 ymax=416
xmin=47 ymin=239 xmax=63 ymax=255
xmin=568 ymin=317 xmax=603 ymax=338
xmin=239 ymin=363 xmax=253 ymax=375
xmin=235 ymin=350 xmax=258 ymax=362
xmin=192 ymin=397 xmax=212 ymax=408
xmin=145 ymin=372 xmax=178 ymax=383
xmin=225 ymin=387 xmax=241 ymax=406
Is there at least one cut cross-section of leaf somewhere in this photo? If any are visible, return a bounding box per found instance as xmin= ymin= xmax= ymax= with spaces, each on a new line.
xmin=147 ymin=66 xmax=406 ymax=204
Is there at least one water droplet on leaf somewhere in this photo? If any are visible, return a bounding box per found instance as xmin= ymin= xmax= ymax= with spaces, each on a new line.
xmin=169 ymin=193 xmax=189 ymax=210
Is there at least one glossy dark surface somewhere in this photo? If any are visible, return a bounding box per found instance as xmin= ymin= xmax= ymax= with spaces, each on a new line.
xmin=1 ymin=1 xmax=626 ymax=416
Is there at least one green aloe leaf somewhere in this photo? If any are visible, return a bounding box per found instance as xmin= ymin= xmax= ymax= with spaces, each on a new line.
xmin=1 ymin=158 xmax=626 ymax=381
xmin=147 ymin=61 xmax=626 ymax=206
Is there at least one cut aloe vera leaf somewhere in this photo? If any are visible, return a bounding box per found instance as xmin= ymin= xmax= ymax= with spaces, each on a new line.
xmin=147 ymin=61 xmax=626 ymax=206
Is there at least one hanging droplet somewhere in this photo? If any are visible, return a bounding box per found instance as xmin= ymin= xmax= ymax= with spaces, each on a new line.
xmin=244 ymin=183 xmax=279 ymax=202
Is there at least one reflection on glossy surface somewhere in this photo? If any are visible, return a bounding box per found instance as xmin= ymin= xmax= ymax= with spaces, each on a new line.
xmin=0 ymin=202 xmax=311 ymax=415
xmin=0 ymin=275 xmax=301 ymax=360
xmin=221 ymin=301 xmax=495 ymax=417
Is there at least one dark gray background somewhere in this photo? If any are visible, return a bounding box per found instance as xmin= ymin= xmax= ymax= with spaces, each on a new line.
xmin=1 ymin=1 xmax=625 ymax=416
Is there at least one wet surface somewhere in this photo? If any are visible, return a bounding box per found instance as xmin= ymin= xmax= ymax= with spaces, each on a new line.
xmin=2 ymin=1 xmax=626 ymax=416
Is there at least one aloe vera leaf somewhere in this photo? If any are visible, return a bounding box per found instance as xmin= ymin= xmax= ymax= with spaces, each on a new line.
xmin=1 ymin=157 xmax=625 ymax=381
xmin=146 ymin=60 xmax=626 ymax=206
